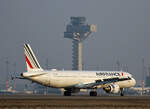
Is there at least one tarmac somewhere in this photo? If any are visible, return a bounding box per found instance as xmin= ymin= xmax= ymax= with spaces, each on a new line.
xmin=0 ymin=95 xmax=150 ymax=109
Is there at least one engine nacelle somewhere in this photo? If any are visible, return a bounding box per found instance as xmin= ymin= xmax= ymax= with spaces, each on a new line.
xmin=103 ymin=84 xmax=120 ymax=94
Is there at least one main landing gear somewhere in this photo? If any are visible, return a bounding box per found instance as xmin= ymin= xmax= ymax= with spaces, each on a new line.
xmin=64 ymin=91 xmax=71 ymax=96
xmin=120 ymin=88 xmax=124 ymax=96
xmin=64 ymin=90 xmax=97 ymax=96
xmin=89 ymin=91 xmax=97 ymax=96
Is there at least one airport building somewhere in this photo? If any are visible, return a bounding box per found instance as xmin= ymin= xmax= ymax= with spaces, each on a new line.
xmin=64 ymin=17 xmax=96 ymax=70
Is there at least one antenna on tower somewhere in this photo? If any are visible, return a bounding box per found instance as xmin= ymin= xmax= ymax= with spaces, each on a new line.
xmin=116 ymin=60 xmax=121 ymax=71
xmin=45 ymin=58 xmax=49 ymax=70
xmin=5 ymin=57 xmax=9 ymax=89
xmin=12 ymin=62 xmax=16 ymax=89
xmin=142 ymin=58 xmax=145 ymax=95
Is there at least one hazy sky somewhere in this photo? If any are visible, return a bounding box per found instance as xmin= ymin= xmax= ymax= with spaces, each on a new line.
xmin=0 ymin=0 xmax=150 ymax=86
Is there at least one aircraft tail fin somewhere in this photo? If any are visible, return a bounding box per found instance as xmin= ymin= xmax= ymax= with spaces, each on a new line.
xmin=24 ymin=44 xmax=43 ymax=72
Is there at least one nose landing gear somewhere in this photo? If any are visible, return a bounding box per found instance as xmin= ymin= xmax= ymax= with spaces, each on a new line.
xmin=64 ymin=91 xmax=71 ymax=96
xmin=120 ymin=88 xmax=124 ymax=96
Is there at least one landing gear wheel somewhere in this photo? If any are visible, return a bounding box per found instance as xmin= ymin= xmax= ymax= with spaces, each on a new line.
xmin=121 ymin=93 xmax=124 ymax=96
xmin=120 ymin=88 xmax=124 ymax=96
xmin=64 ymin=91 xmax=71 ymax=96
xmin=89 ymin=91 xmax=97 ymax=96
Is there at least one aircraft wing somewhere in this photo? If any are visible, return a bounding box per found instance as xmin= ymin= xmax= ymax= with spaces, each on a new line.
xmin=73 ymin=77 xmax=131 ymax=89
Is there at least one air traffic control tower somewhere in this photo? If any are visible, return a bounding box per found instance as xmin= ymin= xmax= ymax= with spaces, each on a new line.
xmin=64 ymin=17 xmax=96 ymax=70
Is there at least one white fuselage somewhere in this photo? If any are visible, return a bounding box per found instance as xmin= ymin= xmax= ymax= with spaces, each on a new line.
xmin=22 ymin=70 xmax=136 ymax=89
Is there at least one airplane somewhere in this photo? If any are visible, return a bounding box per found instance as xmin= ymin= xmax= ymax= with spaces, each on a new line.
xmin=20 ymin=44 xmax=136 ymax=96
xmin=0 ymin=87 xmax=16 ymax=94
xmin=130 ymin=87 xmax=150 ymax=93
xmin=0 ymin=87 xmax=32 ymax=95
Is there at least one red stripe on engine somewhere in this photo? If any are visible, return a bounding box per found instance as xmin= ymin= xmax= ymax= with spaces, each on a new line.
xmin=25 ymin=55 xmax=33 ymax=69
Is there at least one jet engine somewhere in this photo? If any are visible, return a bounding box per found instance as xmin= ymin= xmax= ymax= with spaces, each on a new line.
xmin=103 ymin=84 xmax=120 ymax=94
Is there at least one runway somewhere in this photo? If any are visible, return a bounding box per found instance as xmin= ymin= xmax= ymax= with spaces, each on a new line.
xmin=0 ymin=95 xmax=150 ymax=109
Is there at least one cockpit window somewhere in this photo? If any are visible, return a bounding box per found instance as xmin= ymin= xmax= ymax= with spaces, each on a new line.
xmin=127 ymin=76 xmax=131 ymax=80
